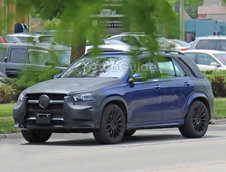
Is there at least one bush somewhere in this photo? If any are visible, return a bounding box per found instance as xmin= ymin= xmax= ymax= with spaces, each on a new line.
xmin=0 ymin=84 xmax=18 ymax=103
xmin=202 ymin=70 xmax=226 ymax=97
xmin=0 ymin=67 xmax=61 ymax=103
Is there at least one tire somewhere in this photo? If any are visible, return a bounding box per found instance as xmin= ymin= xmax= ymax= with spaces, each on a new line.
xmin=93 ymin=104 xmax=126 ymax=144
xmin=179 ymin=100 xmax=209 ymax=138
xmin=21 ymin=130 xmax=52 ymax=143
xmin=124 ymin=130 xmax=136 ymax=137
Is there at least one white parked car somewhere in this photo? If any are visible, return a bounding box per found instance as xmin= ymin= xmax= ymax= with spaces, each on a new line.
xmin=183 ymin=50 xmax=226 ymax=71
xmin=168 ymin=39 xmax=191 ymax=51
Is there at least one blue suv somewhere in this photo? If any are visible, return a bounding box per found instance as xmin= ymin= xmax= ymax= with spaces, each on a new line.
xmin=13 ymin=50 xmax=214 ymax=144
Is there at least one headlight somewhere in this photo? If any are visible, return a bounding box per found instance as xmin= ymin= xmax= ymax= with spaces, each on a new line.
xmin=73 ymin=93 xmax=95 ymax=102
xmin=18 ymin=92 xmax=25 ymax=102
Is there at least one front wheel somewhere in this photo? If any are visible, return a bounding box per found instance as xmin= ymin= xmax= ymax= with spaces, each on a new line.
xmin=93 ymin=104 xmax=126 ymax=144
xmin=21 ymin=130 xmax=52 ymax=143
xmin=179 ymin=100 xmax=209 ymax=138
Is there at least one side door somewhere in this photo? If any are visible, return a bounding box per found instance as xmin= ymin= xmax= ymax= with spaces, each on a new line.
xmin=126 ymin=59 xmax=163 ymax=126
xmin=6 ymin=46 xmax=27 ymax=77
xmin=157 ymin=57 xmax=193 ymax=123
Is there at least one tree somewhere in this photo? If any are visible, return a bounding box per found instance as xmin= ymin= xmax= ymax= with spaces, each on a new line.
xmin=16 ymin=0 xmax=179 ymax=63
xmin=184 ymin=0 xmax=204 ymax=18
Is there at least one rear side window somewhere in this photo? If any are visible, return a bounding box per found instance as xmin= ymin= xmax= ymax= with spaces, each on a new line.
xmin=0 ymin=48 xmax=5 ymax=62
xmin=158 ymin=57 xmax=176 ymax=78
xmin=10 ymin=48 xmax=26 ymax=63
xmin=174 ymin=62 xmax=185 ymax=77
xmin=195 ymin=40 xmax=218 ymax=49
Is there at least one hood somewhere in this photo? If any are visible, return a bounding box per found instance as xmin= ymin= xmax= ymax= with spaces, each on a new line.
xmin=24 ymin=77 xmax=121 ymax=95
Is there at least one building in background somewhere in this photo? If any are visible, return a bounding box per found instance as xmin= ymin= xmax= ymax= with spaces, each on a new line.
xmin=198 ymin=0 xmax=226 ymax=20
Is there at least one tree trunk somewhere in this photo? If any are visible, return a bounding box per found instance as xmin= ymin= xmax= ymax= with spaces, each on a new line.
xmin=70 ymin=27 xmax=86 ymax=64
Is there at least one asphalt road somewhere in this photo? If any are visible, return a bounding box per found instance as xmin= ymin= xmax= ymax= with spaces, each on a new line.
xmin=1 ymin=120 xmax=226 ymax=172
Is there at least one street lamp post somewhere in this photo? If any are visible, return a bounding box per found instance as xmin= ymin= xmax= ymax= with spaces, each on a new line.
xmin=180 ymin=0 xmax=185 ymax=40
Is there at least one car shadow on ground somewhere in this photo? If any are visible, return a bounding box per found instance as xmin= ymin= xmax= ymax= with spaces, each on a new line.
xmin=21 ymin=133 xmax=220 ymax=147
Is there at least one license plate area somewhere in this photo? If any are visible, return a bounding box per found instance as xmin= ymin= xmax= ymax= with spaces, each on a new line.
xmin=36 ymin=113 xmax=51 ymax=124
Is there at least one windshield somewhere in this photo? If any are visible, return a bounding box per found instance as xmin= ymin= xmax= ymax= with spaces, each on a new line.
xmin=61 ymin=56 xmax=130 ymax=78
xmin=213 ymin=54 xmax=226 ymax=65
xmin=171 ymin=40 xmax=190 ymax=47
xmin=4 ymin=36 xmax=21 ymax=43
xmin=17 ymin=36 xmax=34 ymax=43
xmin=54 ymin=50 xmax=71 ymax=66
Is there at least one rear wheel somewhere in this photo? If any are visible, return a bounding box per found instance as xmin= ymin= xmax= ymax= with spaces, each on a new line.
xmin=179 ymin=100 xmax=209 ymax=138
xmin=93 ymin=104 xmax=126 ymax=144
xmin=21 ymin=130 xmax=52 ymax=143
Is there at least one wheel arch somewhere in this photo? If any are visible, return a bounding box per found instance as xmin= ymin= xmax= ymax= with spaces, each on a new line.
xmin=186 ymin=93 xmax=211 ymax=119
xmin=100 ymin=96 xmax=128 ymax=123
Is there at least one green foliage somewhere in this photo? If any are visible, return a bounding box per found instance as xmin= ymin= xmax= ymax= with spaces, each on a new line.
xmin=0 ymin=103 xmax=17 ymax=133
xmin=203 ymin=70 xmax=226 ymax=97
xmin=0 ymin=67 xmax=61 ymax=103
xmin=0 ymin=103 xmax=16 ymax=117
xmin=0 ymin=117 xmax=16 ymax=133
xmin=18 ymin=67 xmax=61 ymax=89
xmin=214 ymin=98 xmax=226 ymax=118
xmin=43 ymin=18 xmax=60 ymax=30
xmin=18 ymin=0 xmax=180 ymax=61
xmin=0 ymin=84 xmax=17 ymax=103
xmin=185 ymin=0 xmax=204 ymax=18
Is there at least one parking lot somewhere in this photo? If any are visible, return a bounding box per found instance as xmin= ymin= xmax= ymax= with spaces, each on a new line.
xmin=1 ymin=119 xmax=226 ymax=172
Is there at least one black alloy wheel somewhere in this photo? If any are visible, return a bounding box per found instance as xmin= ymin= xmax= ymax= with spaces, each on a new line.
xmin=179 ymin=100 xmax=209 ymax=138
xmin=93 ymin=104 xmax=125 ymax=144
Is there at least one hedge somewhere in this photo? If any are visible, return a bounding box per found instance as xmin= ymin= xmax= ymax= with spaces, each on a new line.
xmin=202 ymin=70 xmax=226 ymax=97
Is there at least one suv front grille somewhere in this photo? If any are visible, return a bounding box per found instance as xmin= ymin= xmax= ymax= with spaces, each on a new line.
xmin=26 ymin=93 xmax=66 ymax=118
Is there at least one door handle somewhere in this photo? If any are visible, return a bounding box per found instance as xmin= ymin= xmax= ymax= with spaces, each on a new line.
xmin=154 ymin=84 xmax=160 ymax=89
xmin=184 ymin=82 xmax=190 ymax=86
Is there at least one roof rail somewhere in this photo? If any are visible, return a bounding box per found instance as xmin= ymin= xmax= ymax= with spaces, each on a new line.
xmin=120 ymin=32 xmax=145 ymax=35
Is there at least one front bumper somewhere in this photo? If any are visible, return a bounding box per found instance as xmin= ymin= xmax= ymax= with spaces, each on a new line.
xmin=13 ymin=96 xmax=101 ymax=133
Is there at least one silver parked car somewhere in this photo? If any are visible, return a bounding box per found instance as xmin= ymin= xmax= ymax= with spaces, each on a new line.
xmin=183 ymin=50 xmax=226 ymax=71
xmin=168 ymin=39 xmax=191 ymax=51
xmin=190 ymin=36 xmax=226 ymax=51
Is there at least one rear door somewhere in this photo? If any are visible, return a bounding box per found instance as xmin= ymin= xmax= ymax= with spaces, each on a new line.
xmin=157 ymin=56 xmax=193 ymax=123
xmin=6 ymin=46 xmax=27 ymax=77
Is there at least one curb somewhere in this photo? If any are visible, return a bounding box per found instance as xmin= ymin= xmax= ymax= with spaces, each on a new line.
xmin=0 ymin=134 xmax=7 ymax=139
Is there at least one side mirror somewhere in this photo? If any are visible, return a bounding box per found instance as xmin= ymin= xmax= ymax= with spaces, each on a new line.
xmin=129 ymin=73 xmax=145 ymax=86
xmin=4 ymin=56 xmax=7 ymax=62
xmin=210 ymin=62 xmax=220 ymax=67
xmin=54 ymin=73 xmax=61 ymax=79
